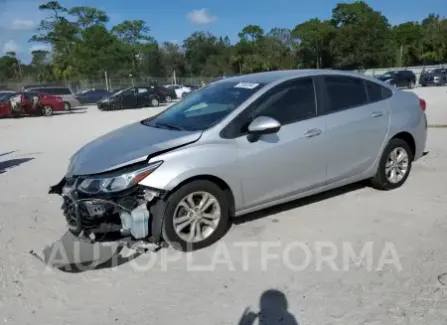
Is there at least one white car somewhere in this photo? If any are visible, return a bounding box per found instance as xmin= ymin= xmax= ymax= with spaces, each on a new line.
xmin=164 ymin=84 xmax=192 ymax=98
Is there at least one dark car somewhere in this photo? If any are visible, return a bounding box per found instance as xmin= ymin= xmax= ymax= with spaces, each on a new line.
xmin=419 ymin=68 xmax=447 ymax=87
xmin=97 ymin=86 xmax=161 ymax=111
xmin=153 ymin=85 xmax=177 ymax=103
xmin=77 ymin=89 xmax=112 ymax=104
xmin=376 ymin=70 xmax=416 ymax=88
xmin=0 ymin=90 xmax=16 ymax=101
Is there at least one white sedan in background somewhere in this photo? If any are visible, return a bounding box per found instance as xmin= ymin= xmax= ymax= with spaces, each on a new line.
xmin=164 ymin=84 xmax=192 ymax=98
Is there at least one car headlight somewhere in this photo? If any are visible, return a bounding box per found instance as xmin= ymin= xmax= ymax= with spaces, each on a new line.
xmin=77 ymin=161 xmax=162 ymax=195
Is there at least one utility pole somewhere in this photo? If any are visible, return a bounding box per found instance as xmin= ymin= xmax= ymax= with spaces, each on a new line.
xmin=173 ymin=70 xmax=177 ymax=85
xmin=104 ymin=70 xmax=109 ymax=91
xmin=399 ymin=45 xmax=403 ymax=67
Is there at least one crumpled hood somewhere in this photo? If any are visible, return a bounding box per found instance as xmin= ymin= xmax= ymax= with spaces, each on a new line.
xmin=66 ymin=121 xmax=202 ymax=176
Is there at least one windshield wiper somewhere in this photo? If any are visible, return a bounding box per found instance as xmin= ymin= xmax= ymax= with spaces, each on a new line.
xmin=154 ymin=122 xmax=184 ymax=131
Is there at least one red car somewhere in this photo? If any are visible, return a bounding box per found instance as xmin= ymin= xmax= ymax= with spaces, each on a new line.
xmin=0 ymin=91 xmax=65 ymax=117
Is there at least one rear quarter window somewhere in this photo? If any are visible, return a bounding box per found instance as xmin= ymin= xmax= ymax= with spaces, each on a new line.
xmin=364 ymin=80 xmax=393 ymax=103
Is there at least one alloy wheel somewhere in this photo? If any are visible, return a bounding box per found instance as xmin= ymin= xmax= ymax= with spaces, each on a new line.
xmin=173 ymin=192 xmax=221 ymax=243
xmin=43 ymin=105 xmax=53 ymax=116
xmin=385 ymin=147 xmax=409 ymax=184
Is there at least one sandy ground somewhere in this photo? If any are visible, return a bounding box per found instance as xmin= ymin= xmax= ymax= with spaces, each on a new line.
xmin=0 ymin=91 xmax=446 ymax=325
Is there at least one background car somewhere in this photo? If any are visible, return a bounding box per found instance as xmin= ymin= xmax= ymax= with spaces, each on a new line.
xmin=152 ymin=85 xmax=177 ymax=103
xmin=0 ymin=91 xmax=65 ymax=117
xmin=376 ymin=70 xmax=416 ymax=88
xmin=0 ymin=90 xmax=16 ymax=101
xmin=23 ymin=84 xmax=81 ymax=110
xmin=76 ymin=89 xmax=112 ymax=104
xmin=164 ymin=84 xmax=192 ymax=98
xmin=419 ymin=68 xmax=447 ymax=86
xmin=97 ymin=86 xmax=161 ymax=110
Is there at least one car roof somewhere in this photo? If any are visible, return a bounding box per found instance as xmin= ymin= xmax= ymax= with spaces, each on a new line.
xmin=24 ymin=84 xmax=69 ymax=89
xmin=216 ymin=69 xmax=378 ymax=85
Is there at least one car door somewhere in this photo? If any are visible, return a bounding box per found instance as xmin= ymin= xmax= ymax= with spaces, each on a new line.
xmin=231 ymin=77 xmax=328 ymax=210
xmin=320 ymin=75 xmax=390 ymax=183
xmin=134 ymin=87 xmax=149 ymax=107
xmin=121 ymin=88 xmax=137 ymax=108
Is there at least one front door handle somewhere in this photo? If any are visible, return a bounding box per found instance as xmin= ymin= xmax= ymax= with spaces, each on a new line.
xmin=304 ymin=128 xmax=323 ymax=138
xmin=371 ymin=111 xmax=384 ymax=117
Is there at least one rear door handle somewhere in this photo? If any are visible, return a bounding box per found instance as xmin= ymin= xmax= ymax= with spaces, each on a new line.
xmin=371 ymin=111 xmax=383 ymax=117
xmin=304 ymin=128 xmax=323 ymax=138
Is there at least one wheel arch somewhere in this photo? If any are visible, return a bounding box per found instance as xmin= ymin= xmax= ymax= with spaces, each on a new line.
xmin=166 ymin=174 xmax=236 ymax=217
xmin=390 ymin=131 xmax=416 ymax=159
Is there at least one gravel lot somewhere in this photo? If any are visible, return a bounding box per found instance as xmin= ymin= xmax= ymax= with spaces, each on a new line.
xmin=0 ymin=89 xmax=446 ymax=325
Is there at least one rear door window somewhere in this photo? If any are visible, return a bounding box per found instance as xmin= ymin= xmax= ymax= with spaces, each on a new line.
xmin=324 ymin=76 xmax=368 ymax=112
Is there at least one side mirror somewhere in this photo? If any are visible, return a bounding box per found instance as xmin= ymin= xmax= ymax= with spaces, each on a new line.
xmin=248 ymin=116 xmax=281 ymax=135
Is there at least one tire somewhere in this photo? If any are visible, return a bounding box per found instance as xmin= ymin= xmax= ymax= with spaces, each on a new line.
xmin=64 ymin=102 xmax=71 ymax=111
xmin=161 ymin=180 xmax=230 ymax=252
xmin=42 ymin=105 xmax=53 ymax=116
xmin=370 ymin=138 xmax=413 ymax=191
xmin=165 ymin=95 xmax=172 ymax=103
xmin=150 ymin=97 xmax=159 ymax=107
xmin=408 ymin=81 xmax=415 ymax=89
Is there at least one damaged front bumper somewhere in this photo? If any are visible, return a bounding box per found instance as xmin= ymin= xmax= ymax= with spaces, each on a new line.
xmin=49 ymin=177 xmax=167 ymax=246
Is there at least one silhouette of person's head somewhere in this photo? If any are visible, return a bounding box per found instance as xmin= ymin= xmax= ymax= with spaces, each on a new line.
xmin=260 ymin=289 xmax=288 ymax=312
xmin=258 ymin=289 xmax=299 ymax=325
xmin=238 ymin=289 xmax=299 ymax=325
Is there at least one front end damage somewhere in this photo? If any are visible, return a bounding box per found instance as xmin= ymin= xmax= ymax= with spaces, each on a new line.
xmin=49 ymin=176 xmax=168 ymax=251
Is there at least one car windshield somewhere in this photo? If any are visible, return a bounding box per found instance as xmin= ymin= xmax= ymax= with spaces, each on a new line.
xmin=142 ymin=81 xmax=264 ymax=131
xmin=113 ymin=87 xmax=131 ymax=96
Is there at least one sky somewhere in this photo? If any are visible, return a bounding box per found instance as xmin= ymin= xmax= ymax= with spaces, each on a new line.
xmin=1 ymin=0 xmax=446 ymax=63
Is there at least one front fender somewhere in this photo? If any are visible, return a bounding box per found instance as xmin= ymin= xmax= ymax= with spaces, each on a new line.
xmin=138 ymin=143 xmax=245 ymax=210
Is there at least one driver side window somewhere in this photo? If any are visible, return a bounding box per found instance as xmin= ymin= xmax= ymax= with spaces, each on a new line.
xmin=253 ymin=78 xmax=316 ymax=124
xmin=221 ymin=77 xmax=317 ymax=139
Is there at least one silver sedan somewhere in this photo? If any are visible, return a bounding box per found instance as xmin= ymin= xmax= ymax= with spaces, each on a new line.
xmin=52 ymin=69 xmax=428 ymax=252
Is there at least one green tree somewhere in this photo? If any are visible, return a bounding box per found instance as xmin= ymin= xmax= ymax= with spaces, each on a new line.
xmin=330 ymin=1 xmax=394 ymax=69
xmin=293 ymin=19 xmax=335 ymax=68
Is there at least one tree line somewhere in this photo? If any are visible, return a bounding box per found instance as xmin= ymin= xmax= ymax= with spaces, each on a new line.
xmin=0 ymin=0 xmax=446 ymax=84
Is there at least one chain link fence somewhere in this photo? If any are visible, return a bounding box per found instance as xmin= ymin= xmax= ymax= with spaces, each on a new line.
xmin=2 ymin=63 xmax=446 ymax=92
xmin=1 ymin=75 xmax=222 ymax=93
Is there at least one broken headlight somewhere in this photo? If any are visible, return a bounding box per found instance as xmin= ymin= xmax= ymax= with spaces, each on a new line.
xmin=78 ymin=161 xmax=162 ymax=195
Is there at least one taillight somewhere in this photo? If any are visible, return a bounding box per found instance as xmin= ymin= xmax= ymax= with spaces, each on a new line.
xmin=419 ymin=98 xmax=427 ymax=111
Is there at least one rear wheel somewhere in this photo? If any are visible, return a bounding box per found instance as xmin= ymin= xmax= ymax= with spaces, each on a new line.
xmin=64 ymin=102 xmax=71 ymax=111
xmin=370 ymin=138 xmax=413 ymax=191
xmin=42 ymin=105 xmax=53 ymax=116
xmin=161 ymin=180 xmax=230 ymax=251
xmin=408 ymin=81 xmax=415 ymax=89
xmin=165 ymin=95 xmax=172 ymax=103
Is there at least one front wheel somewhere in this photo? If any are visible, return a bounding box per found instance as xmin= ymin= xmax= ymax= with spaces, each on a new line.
xmin=370 ymin=138 xmax=413 ymax=191
xmin=150 ymin=97 xmax=159 ymax=107
xmin=161 ymin=180 xmax=230 ymax=251
xmin=165 ymin=95 xmax=172 ymax=103
xmin=42 ymin=105 xmax=53 ymax=116
xmin=408 ymin=81 xmax=415 ymax=89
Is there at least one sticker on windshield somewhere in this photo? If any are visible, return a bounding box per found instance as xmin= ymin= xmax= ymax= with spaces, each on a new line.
xmin=234 ymin=82 xmax=260 ymax=89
